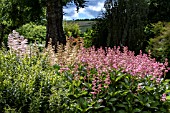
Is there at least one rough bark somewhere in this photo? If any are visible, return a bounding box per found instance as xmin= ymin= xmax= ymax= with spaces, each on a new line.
xmin=46 ymin=0 xmax=66 ymax=52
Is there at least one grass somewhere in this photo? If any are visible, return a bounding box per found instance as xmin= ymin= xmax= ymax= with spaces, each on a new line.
xmin=66 ymin=20 xmax=96 ymax=32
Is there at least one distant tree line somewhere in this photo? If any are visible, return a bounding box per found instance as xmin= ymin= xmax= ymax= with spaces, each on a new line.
xmin=74 ymin=18 xmax=98 ymax=21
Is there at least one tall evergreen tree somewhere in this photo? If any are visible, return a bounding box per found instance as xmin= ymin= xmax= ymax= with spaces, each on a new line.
xmin=93 ymin=0 xmax=149 ymax=53
xmin=148 ymin=0 xmax=170 ymax=23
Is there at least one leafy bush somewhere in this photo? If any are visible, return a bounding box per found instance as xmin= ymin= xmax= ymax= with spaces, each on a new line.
xmin=63 ymin=21 xmax=81 ymax=38
xmin=83 ymin=29 xmax=95 ymax=48
xmin=59 ymin=64 xmax=170 ymax=113
xmin=0 ymin=48 xmax=70 ymax=112
xmin=144 ymin=21 xmax=166 ymax=38
xmin=16 ymin=22 xmax=46 ymax=44
xmin=1 ymin=32 xmax=170 ymax=113
xmin=146 ymin=22 xmax=170 ymax=62
xmin=55 ymin=46 xmax=170 ymax=112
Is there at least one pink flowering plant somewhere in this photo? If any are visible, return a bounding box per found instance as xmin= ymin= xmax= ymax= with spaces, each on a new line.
xmin=76 ymin=46 xmax=169 ymax=78
xmin=58 ymin=65 xmax=170 ymax=112
xmin=56 ymin=46 xmax=170 ymax=112
xmin=1 ymin=31 xmax=170 ymax=112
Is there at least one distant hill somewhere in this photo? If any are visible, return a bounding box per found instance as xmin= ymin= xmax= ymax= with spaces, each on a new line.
xmin=66 ymin=19 xmax=96 ymax=32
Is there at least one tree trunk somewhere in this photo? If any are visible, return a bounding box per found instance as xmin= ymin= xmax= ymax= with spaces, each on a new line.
xmin=46 ymin=0 xmax=66 ymax=52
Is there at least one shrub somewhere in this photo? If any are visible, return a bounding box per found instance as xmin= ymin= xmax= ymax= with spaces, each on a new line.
xmin=58 ymin=64 xmax=170 ymax=113
xmin=0 ymin=33 xmax=70 ymax=112
xmin=144 ymin=21 xmax=166 ymax=38
xmin=63 ymin=21 xmax=81 ymax=38
xmin=0 ymin=47 xmax=72 ymax=112
xmin=16 ymin=22 xmax=46 ymax=44
xmin=83 ymin=29 xmax=95 ymax=48
xmin=1 ymin=31 xmax=170 ymax=112
xmin=146 ymin=22 xmax=170 ymax=63
xmin=54 ymin=46 xmax=170 ymax=112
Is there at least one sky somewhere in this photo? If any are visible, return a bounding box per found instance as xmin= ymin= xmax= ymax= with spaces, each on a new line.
xmin=63 ymin=0 xmax=105 ymax=20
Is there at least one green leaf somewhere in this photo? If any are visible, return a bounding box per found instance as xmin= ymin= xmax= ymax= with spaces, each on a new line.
xmin=142 ymin=111 xmax=151 ymax=113
xmin=138 ymin=94 xmax=144 ymax=101
xmin=79 ymin=97 xmax=84 ymax=103
xmin=81 ymin=100 xmax=88 ymax=109
xmin=121 ymin=82 xmax=129 ymax=89
xmin=107 ymin=102 xmax=113 ymax=105
xmin=117 ymin=110 xmax=126 ymax=113
xmin=132 ymin=108 xmax=141 ymax=113
xmin=94 ymin=105 xmax=105 ymax=109
xmin=165 ymin=90 xmax=170 ymax=93
xmin=82 ymin=82 xmax=89 ymax=87
xmin=145 ymin=103 xmax=150 ymax=107
xmin=116 ymin=104 xmax=126 ymax=108
xmin=150 ymin=101 xmax=159 ymax=108
xmin=112 ymin=107 xmax=116 ymax=111
xmin=76 ymin=105 xmax=83 ymax=112
xmin=116 ymin=74 xmax=124 ymax=82
xmin=124 ymin=78 xmax=129 ymax=84
xmin=121 ymin=90 xmax=129 ymax=96
xmin=83 ymin=107 xmax=93 ymax=112
xmin=109 ymin=98 xmax=117 ymax=102
xmin=88 ymin=101 xmax=96 ymax=107
xmin=114 ymin=90 xmax=122 ymax=95
xmin=103 ymin=107 xmax=110 ymax=112
xmin=145 ymin=86 xmax=154 ymax=91
xmin=94 ymin=103 xmax=101 ymax=108
xmin=160 ymin=108 xmax=167 ymax=112
xmin=166 ymin=96 xmax=170 ymax=101
xmin=164 ymin=79 xmax=170 ymax=83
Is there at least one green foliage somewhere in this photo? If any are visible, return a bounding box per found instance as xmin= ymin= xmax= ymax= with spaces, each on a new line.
xmin=1 ymin=47 xmax=170 ymax=112
xmin=83 ymin=29 xmax=95 ymax=48
xmin=148 ymin=0 xmax=170 ymax=23
xmin=92 ymin=0 xmax=149 ymax=53
xmin=59 ymin=64 xmax=170 ymax=113
xmin=64 ymin=21 xmax=81 ymax=38
xmin=0 ymin=0 xmax=45 ymax=27
xmin=150 ymin=22 xmax=166 ymax=36
xmin=145 ymin=21 xmax=166 ymax=38
xmin=146 ymin=22 xmax=170 ymax=63
xmin=16 ymin=22 xmax=46 ymax=43
xmin=0 ymin=0 xmax=45 ymax=46
xmin=0 ymin=49 xmax=69 ymax=113
xmin=74 ymin=20 xmax=95 ymax=33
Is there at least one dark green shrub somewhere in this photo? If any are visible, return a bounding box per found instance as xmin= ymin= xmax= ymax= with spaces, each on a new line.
xmin=16 ymin=22 xmax=46 ymax=44
xmin=146 ymin=22 xmax=170 ymax=64
xmin=59 ymin=64 xmax=170 ymax=113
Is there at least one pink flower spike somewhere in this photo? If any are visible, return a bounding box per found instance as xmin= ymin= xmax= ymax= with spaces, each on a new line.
xmin=161 ymin=93 xmax=166 ymax=102
xmin=91 ymin=92 xmax=97 ymax=95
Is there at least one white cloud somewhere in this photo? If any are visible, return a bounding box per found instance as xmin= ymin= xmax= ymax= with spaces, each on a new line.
xmin=63 ymin=0 xmax=105 ymax=20
xmin=87 ymin=2 xmax=104 ymax=12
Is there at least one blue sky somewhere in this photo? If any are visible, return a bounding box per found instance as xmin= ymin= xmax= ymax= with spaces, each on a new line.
xmin=63 ymin=0 xmax=105 ymax=20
